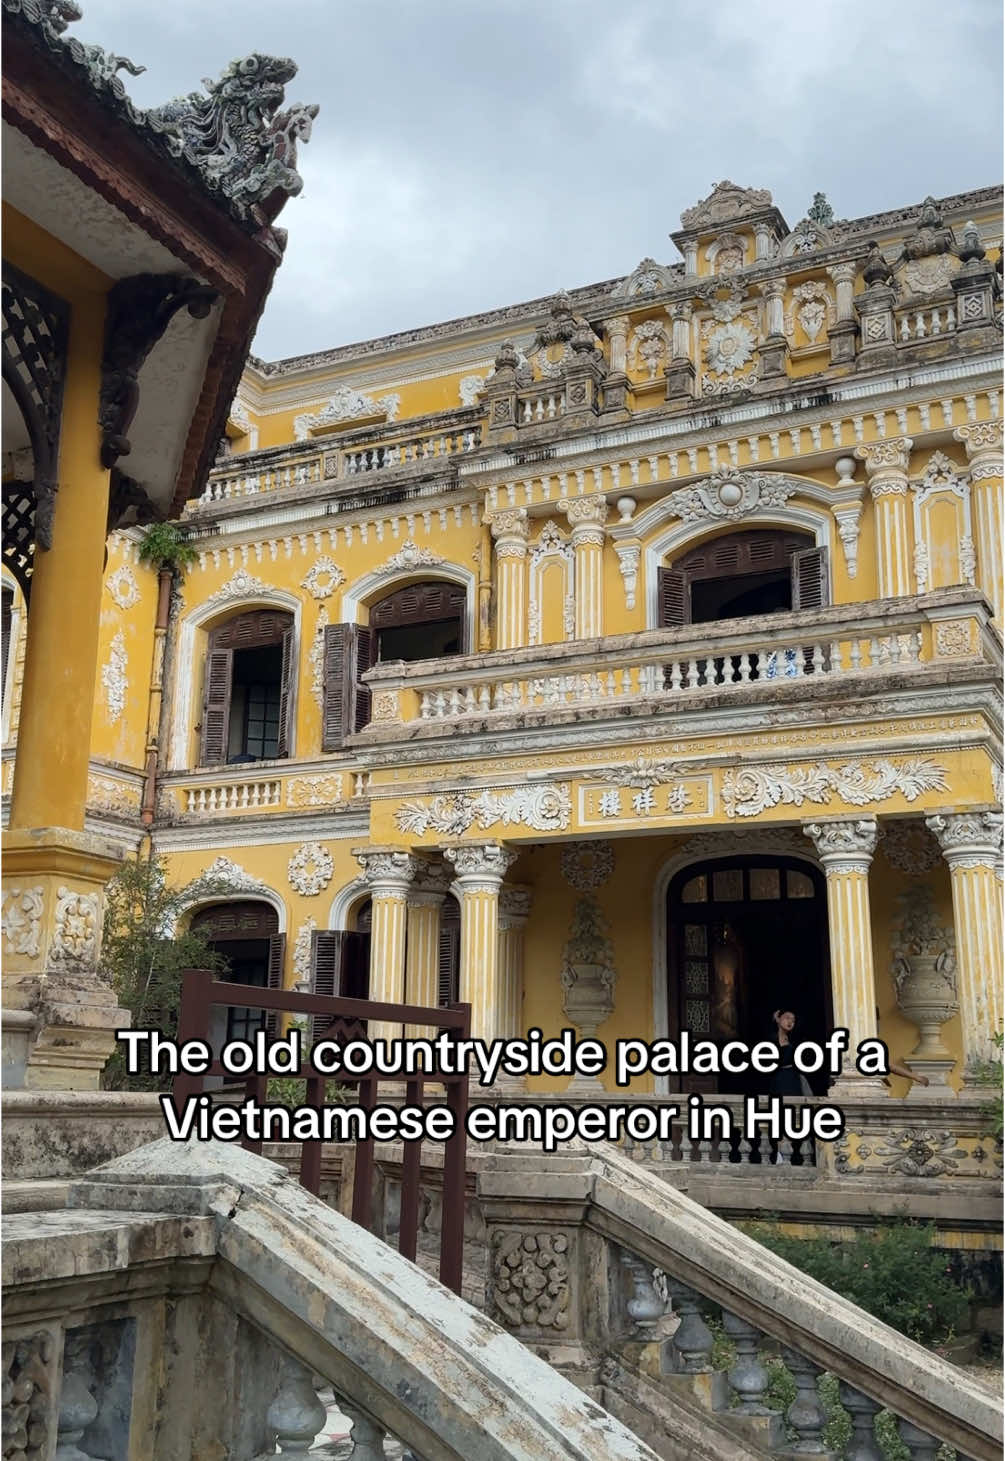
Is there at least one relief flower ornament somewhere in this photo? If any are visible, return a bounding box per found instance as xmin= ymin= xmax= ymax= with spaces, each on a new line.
xmin=705 ymin=318 xmax=756 ymax=376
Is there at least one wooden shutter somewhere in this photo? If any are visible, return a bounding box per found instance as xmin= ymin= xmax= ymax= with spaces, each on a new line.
xmin=437 ymin=897 xmax=461 ymax=1007
xmin=353 ymin=625 xmax=376 ymax=732
xmin=657 ymin=566 xmax=689 ymax=627
xmin=265 ymin=932 xmax=285 ymax=1037
xmin=310 ymin=929 xmax=343 ymax=1042
xmin=791 ymin=545 xmax=829 ymax=610
xmin=276 ymin=626 xmax=295 ymax=759
xmin=321 ymin=623 xmax=354 ymax=751
xmin=1 ymin=589 xmax=11 ymax=702
xmin=200 ymin=648 xmax=233 ymax=765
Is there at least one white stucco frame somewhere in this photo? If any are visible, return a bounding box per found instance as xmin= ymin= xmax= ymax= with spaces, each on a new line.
xmin=170 ymin=883 xmax=288 ymax=937
xmin=1 ymin=568 xmax=23 ymax=746
xmin=650 ymin=836 xmax=823 ymax=1096
xmin=340 ymin=562 xmax=477 ymax=651
xmin=327 ymin=877 xmax=370 ymax=931
xmin=169 ymin=587 xmax=303 ymax=771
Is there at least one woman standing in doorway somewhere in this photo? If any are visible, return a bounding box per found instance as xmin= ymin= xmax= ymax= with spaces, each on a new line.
xmin=769 ymin=1009 xmax=813 ymax=1098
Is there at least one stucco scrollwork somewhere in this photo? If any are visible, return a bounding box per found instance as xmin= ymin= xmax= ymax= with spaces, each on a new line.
xmin=560 ymin=841 xmax=614 ymax=892
xmin=491 ymin=1231 xmax=571 ymax=1330
xmin=101 ymin=630 xmax=128 ymax=723
xmin=308 ymin=605 xmax=329 ymax=710
xmin=292 ymin=917 xmax=317 ymax=989
xmin=374 ymin=539 xmax=444 ymax=575
xmin=394 ymin=784 xmax=571 ymax=837
xmin=871 ymin=1129 xmax=967 ymax=1179
xmin=293 ymin=386 xmax=400 ymax=441
xmin=783 ymin=281 xmax=835 ymax=344
xmin=1 ymin=885 xmax=44 ymax=958
xmin=880 ymin=820 xmax=942 ymax=875
xmin=287 ymin=773 xmax=344 ymax=808
xmin=106 ymin=564 xmax=140 ymax=610
xmin=628 ymin=319 xmax=670 ymax=380
xmin=723 ymin=758 xmax=950 ymax=819
xmin=612 ymin=257 xmax=676 ymax=298
xmin=206 ymin=570 xmax=271 ymax=605
xmin=288 ymin=842 xmax=334 ymax=897
xmin=51 ymin=885 xmax=100 ymax=967
xmin=458 ymin=374 xmax=486 ymax=407
xmin=665 ymin=468 xmax=795 ymax=525
xmin=300 ymin=557 xmax=345 ymax=600
xmin=197 ymin=856 xmax=267 ymax=893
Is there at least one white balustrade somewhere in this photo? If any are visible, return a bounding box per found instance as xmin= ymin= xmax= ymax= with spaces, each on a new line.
xmin=520 ymin=392 xmax=563 ymax=424
xmin=341 ymin=424 xmax=482 ymax=476
xmin=898 ymin=305 xmax=956 ymax=341
xmin=184 ymin=780 xmax=282 ymax=814
xmin=200 ymin=452 xmax=322 ymax=503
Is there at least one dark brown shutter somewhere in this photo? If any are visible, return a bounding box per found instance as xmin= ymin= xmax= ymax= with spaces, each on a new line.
xmin=321 ymin=623 xmax=354 ymax=751
xmin=276 ymin=626 xmax=295 ymax=758
xmin=657 ymin=566 xmax=689 ymax=627
xmin=200 ymin=648 xmax=233 ymax=765
xmin=211 ymin=609 xmax=292 ymax=652
xmin=354 ymin=625 xmax=376 ymax=733
xmin=369 ymin=581 xmax=466 ymax=628
xmin=792 ymin=545 xmax=829 ymax=610
xmin=437 ymin=897 xmax=461 ymax=1007
xmin=265 ymin=932 xmax=285 ymax=1036
xmin=310 ymin=929 xmax=344 ymax=1042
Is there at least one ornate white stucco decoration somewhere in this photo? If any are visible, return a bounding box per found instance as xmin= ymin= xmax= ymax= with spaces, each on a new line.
xmin=292 ymin=916 xmax=317 ymax=990
xmin=612 ymin=257 xmax=676 ymax=298
xmin=614 ymin=543 xmax=640 ymax=610
xmin=87 ymin=774 xmax=140 ymax=817
xmin=229 ymin=395 xmax=252 ymax=434
xmin=395 ymin=783 xmax=571 ymax=836
xmin=197 ymin=856 xmax=267 ymax=893
xmin=288 ymin=842 xmax=334 ymax=897
xmin=1 ymin=885 xmax=44 ymax=958
xmin=458 ymin=375 xmax=486 ymax=407
xmin=287 ymin=773 xmax=344 ymax=808
xmin=101 ymin=630 xmax=128 ymax=723
xmin=561 ymin=896 xmax=616 ymax=1053
xmin=784 ymin=281 xmax=835 ymax=344
xmin=293 ymin=387 xmax=400 ymax=440
xmin=374 ymin=539 xmax=445 ymax=576
xmin=897 ymin=254 xmax=960 ymax=297
xmin=880 ymin=820 xmax=943 ymax=875
xmin=528 ymin=521 xmax=574 ymax=645
xmin=680 ymin=180 xmax=773 ymax=231
xmin=628 ymin=319 xmax=670 ymax=380
xmin=300 ymin=557 xmax=345 ymax=600
xmin=676 ymin=827 xmax=814 ymax=862
xmin=308 ymin=606 xmax=328 ymax=711
xmin=703 ymin=317 xmax=756 ymax=376
xmin=706 ymin=232 xmax=745 ymax=275
xmin=107 ymin=564 xmax=140 ymax=611
xmin=665 ymin=468 xmax=795 ymax=525
xmin=722 ymin=759 xmax=950 ymax=819
xmin=833 ymin=498 xmax=863 ymax=580
xmin=911 ymin=451 xmax=974 ymax=593
xmin=50 ymin=886 xmax=100 ymax=967
xmin=206 ymin=570 xmax=271 ymax=605
xmin=560 ymin=841 xmax=615 ymax=892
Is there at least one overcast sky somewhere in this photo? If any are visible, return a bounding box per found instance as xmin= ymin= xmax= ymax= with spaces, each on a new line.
xmin=78 ymin=0 xmax=1002 ymax=362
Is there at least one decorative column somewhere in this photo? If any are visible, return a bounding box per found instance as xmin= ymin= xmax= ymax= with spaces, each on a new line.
xmin=443 ymin=843 xmax=516 ymax=1042
xmin=496 ymin=887 xmax=532 ymax=1086
xmin=856 ymin=438 xmax=914 ymax=599
xmin=559 ymin=495 xmax=608 ymax=639
xmin=955 ymin=421 xmax=1003 ymax=621
xmin=354 ymin=847 xmax=418 ymax=1046
xmin=489 ymin=508 xmax=530 ymax=650
xmin=404 ymin=862 xmax=450 ymax=1036
xmin=826 ymin=260 xmax=858 ymax=365
xmin=803 ymin=818 xmax=885 ymax=1095
xmin=758 ymin=279 xmax=788 ymax=380
xmin=925 ymin=810 xmax=1003 ymax=1078
xmin=602 ymin=314 xmax=630 ymax=414
xmin=665 ymin=302 xmax=695 ymax=402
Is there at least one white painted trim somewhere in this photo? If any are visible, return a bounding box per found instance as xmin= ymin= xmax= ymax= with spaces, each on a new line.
xmin=1 ymin=569 xmax=22 ymax=745
xmin=327 ymin=877 xmax=369 ymax=930
xmin=341 ymin=562 xmax=477 ymax=650
xmin=168 ymin=587 xmax=303 ymax=771
xmin=650 ymin=837 xmax=822 ymax=1095
xmin=172 ymin=885 xmax=288 ymax=937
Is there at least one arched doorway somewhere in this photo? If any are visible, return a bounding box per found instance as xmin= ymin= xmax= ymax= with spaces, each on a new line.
xmin=190 ymin=900 xmax=282 ymax=1044
xmin=667 ymin=856 xmax=831 ymax=1095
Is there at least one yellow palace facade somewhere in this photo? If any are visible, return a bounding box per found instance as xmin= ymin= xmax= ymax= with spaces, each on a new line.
xmin=5 ymin=180 xmax=1002 ymax=1145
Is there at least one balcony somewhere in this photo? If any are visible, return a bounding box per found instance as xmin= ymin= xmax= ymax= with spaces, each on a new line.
xmin=358 ymin=588 xmax=1000 ymax=742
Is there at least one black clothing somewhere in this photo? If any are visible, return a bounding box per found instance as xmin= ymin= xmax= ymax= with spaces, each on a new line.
xmin=770 ymin=1039 xmax=805 ymax=1096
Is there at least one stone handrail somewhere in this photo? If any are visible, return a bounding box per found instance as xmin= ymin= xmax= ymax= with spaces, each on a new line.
xmin=477 ymin=1144 xmax=1002 ymax=1460
xmin=359 ymin=587 xmax=999 ymax=734
xmin=57 ymin=1137 xmax=661 ymax=1461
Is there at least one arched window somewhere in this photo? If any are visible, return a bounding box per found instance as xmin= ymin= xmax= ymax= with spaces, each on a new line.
xmin=320 ymin=580 xmax=466 ymax=750
xmin=200 ymin=608 xmax=295 ymax=765
xmin=658 ymin=529 xmax=828 ymax=627
xmin=191 ymin=900 xmax=284 ymax=1041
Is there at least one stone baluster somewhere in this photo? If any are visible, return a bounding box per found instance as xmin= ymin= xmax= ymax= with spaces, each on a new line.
xmin=780 ymin=1349 xmax=831 ymax=1456
xmin=925 ymin=809 xmax=1003 ymax=1077
xmin=856 ymin=438 xmax=914 ymax=598
xmin=489 ymin=507 xmax=530 ymax=650
xmin=664 ymin=1277 xmax=715 ymax=1372
xmin=621 ymin=1253 xmax=666 ymax=1333
xmin=264 ymin=1360 xmax=327 ymax=1456
xmin=353 ymin=847 xmax=418 ymax=1047
xmin=896 ymin=1418 xmax=943 ymax=1461
xmin=826 ymin=261 xmax=859 ymax=364
xmin=838 ymin=1383 xmax=883 ymax=1461
xmin=342 ymin=1401 xmax=387 ymax=1460
xmin=802 ymin=819 xmax=885 ymax=1095
xmin=443 ymin=843 xmax=517 ymax=1041
xmin=54 ymin=1333 xmax=98 ymax=1461
xmin=559 ymin=495 xmax=608 ymax=639
xmin=955 ymin=421 xmax=1003 ymax=620
xmin=721 ymin=1311 xmax=771 ymax=1414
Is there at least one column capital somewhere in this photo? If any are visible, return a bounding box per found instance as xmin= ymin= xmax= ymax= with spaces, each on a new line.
xmin=666 ymin=300 xmax=693 ymax=322
xmin=604 ymin=313 xmax=630 ymax=338
xmin=559 ymin=494 xmax=608 ymax=547
xmin=925 ymin=809 xmax=1003 ymax=871
xmin=443 ymin=842 xmax=517 ymax=891
xmin=803 ymin=817 xmax=878 ymax=872
xmin=352 ymin=846 xmax=420 ymax=897
xmin=826 ymin=260 xmax=857 ymax=286
xmin=855 ymin=437 xmax=913 ymax=486
xmin=499 ymin=884 xmax=533 ymax=928
xmin=954 ymin=421 xmax=1003 ymax=476
xmin=412 ymin=855 xmax=453 ymax=898
xmin=488 ymin=507 xmax=530 ymax=555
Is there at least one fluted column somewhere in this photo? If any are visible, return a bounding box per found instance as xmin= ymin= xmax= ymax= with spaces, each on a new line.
xmin=826 ymin=260 xmax=858 ymax=365
xmin=803 ymin=818 xmax=885 ymax=1095
xmin=443 ymin=843 xmax=517 ymax=1042
xmin=955 ymin=421 xmax=1003 ymax=621
xmin=559 ymin=495 xmax=608 ymax=639
xmin=498 ymin=886 xmax=532 ymax=1040
xmin=856 ymin=438 xmax=913 ymax=598
xmin=605 ymin=314 xmax=629 ymax=375
xmin=405 ymin=862 xmax=451 ymax=1035
xmin=926 ymin=809 xmax=1003 ymax=1077
xmin=354 ymin=847 xmax=418 ymax=1045
xmin=489 ymin=508 xmax=530 ymax=650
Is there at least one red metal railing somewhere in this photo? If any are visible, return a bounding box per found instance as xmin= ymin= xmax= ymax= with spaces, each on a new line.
xmin=172 ymin=969 xmax=470 ymax=1294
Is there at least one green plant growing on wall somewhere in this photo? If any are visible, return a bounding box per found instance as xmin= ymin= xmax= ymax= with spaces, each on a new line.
xmin=969 ymin=1029 xmax=1004 ymax=1142
xmin=101 ymin=853 xmax=229 ymax=1091
xmin=137 ymin=520 xmax=198 ymax=576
